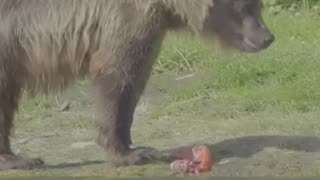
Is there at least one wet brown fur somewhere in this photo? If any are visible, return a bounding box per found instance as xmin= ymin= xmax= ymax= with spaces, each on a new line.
xmin=0 ymin=0 xmax=273 ymax=169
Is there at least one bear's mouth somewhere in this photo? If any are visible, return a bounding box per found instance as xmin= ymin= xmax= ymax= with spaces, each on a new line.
xmin=241 ymin=37 xmax=261 ymax=52
xmin=230 ymin=35 xmax=270 ymax=53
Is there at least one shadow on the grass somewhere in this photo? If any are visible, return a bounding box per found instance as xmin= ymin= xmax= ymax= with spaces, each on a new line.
xmin=39 ymin=135 xmax=320 ymax=169
xmin=164 ymin=135 xmax=320 ymax=161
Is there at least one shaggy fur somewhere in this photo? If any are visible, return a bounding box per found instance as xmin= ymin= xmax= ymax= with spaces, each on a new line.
xmin=0 ymin=0 xmax=274 ymax=169
xmin=0 ymin=0 xmax=212 ymax=94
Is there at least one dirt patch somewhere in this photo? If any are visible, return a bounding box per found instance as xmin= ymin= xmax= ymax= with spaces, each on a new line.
xmin=4 ymin=75 xmax=320 ymax=177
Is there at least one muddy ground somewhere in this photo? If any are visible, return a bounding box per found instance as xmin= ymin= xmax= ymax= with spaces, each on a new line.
xmin=2 ymin=74 xmax=320 ymax=177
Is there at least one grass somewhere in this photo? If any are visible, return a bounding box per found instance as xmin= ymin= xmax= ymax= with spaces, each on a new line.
xmin=154 ymin=11 xmax=320 ymax=114
xmin=5 ymin=10 xmax=320 ymax=177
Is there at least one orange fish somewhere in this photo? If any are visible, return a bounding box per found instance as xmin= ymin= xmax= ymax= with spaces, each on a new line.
xmin=170 ymin=145 xmax=213 ymax=175
xmin=192 ymin=145 xmax=213 ymax=173
xmin=170 ymin=160 xmax=199 ymax=175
